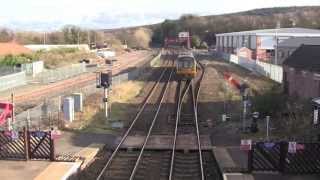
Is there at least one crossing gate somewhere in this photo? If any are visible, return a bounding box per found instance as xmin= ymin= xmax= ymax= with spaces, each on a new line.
xmin=248 ymin=142 xmax=320 ymax=174
xmin=0 ymin=129 xmax=55 ymax=161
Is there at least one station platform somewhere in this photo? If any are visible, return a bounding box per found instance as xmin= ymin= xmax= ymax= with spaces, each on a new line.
xmin=34 ymin=143 xmax=103 ymax=180
xmin=223 ymin=173 xmax=254 ymax=180
xmin=213 ymin=146 xmax=254 ymax=180
xmin=34 ymin=161 xmax=81 ymax=180
xmin=118 ymin=135 xmax=212 ymax=150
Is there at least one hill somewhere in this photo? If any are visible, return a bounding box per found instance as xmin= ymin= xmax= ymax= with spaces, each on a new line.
xmin=148 ymin=6 xmax=320 ymax=46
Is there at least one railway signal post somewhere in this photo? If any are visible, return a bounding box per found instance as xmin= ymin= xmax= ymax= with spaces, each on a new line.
xmin=96 ymin=72 xmax=112 ymax=121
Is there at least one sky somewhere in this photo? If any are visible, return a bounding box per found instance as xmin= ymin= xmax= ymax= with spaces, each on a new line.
xmin=1 ymin=0 xmax=320 ymax=31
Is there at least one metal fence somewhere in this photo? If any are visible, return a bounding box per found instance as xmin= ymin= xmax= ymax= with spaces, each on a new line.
xmin=0 ymin=66 xmax=22 ymax=76
xmin=35 ymin=63 xmax=87 ymax=84
xmin=218 ymin=52 xmax=283 ymax=83
xmin=0 ymin=71 xmax=27 ymax=91
xmin=21 ymin=61 xmax=44 ymax=77
xmin=248 ymin=141 xmax=320 ymax=174
xmin=112 ymin=53 xmax=160 ymax=86
xmin=5 ymin=52 xmax=160 ymax=131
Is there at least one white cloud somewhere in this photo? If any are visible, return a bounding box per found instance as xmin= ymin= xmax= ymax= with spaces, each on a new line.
xmin=0 ymin=0 xmax=320 ymax=30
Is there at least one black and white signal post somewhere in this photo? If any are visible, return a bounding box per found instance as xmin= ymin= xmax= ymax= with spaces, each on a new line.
xmin=96 ymin=71 xmax=112 ymax=121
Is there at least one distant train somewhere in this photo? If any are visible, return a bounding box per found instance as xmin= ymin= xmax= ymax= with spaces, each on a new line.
xmin=176 ymin=52 xmax=197 ymax=79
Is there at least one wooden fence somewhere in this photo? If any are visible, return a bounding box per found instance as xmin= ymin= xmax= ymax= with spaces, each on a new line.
xmin=248 ymin=141 xmax=320 ymax=174
xmin=0 ymin=128 xmax=54 ymax=161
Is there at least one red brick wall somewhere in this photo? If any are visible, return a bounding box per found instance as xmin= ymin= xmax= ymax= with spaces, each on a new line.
xmin=284 ymin=66 xmax=320 ymax=99
xmin=237 ymin=47 xmax=253 ymax=60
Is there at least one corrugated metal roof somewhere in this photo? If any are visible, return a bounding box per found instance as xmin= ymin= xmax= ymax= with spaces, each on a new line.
xmin=216 ymin=28 xmax=320 ymax=37
xmin=279 ymin=37 xmax=320 ymax=47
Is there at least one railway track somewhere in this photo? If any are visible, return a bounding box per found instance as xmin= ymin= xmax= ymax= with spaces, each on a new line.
xmin=93 ymin=53 xmax=222 ymax=180
xmin=168 ymin=60 xmax=206 ymax=180
xmin=96 ymin=57 xmax=174 ymax=180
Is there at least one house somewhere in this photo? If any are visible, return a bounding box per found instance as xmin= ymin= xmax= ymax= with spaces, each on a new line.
xmin=0 ymin=42 xmax=32 ymax=56
xmin=283 ymin=45 xmax=320 ymax=99
xmin=277 ymin=37 xmax=320 ymax=65
xmin=216 ymin=28 xmax=320 ymax=64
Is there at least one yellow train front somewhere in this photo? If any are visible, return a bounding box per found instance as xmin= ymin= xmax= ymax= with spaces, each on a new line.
xmin=176 ymin=53 xmax=197 ymax=79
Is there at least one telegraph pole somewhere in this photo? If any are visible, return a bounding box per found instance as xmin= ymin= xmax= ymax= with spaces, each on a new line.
xmin=275 ymin=21 xmax=281 ymax=65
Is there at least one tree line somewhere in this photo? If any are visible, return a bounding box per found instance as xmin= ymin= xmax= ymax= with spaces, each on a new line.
xmin=0 ymin=25 xmax=107 ymax=45
xmin=0 ymin=25 xmax=153 ymax=50
xmin=151 ymin=6 xmax=320 ymax=47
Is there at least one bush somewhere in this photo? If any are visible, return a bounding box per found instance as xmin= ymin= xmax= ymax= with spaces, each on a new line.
xmin=252 ymin=86 xmax=287 ymax=117
xmin=191 ymin=35 xmax=201 ymax=48
xmin=47 ymin=47 xmax=79 ymax=54
xmin=0 ymin=54 xmax=36 ymax=66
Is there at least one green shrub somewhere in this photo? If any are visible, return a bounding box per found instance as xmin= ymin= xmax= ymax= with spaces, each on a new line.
xmin=252 ymin=86 xmax=287 ymax=117
xmin=0 ymin=54 xmax=36 ymax=66
xmin=49 ymin=47 xmax=79 ymax=54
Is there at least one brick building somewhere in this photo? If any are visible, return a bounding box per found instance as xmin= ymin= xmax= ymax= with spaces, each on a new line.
xmin=283 ymin=45 xmax=320 ymax=99
xmin=277 ymin=37 xmax=320 ymax=65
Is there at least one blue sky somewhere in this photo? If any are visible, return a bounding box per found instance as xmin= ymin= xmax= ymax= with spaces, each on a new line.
xmin=1 ymin=0 xmax=320 ymax=31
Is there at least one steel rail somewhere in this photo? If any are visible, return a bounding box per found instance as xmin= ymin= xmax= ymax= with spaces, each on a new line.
xmin=192 ymin=60 xmax=206 ymax=180
xmin=129 ymin=68 xmax=174 ymax=180
xmin=96 ymin=61 xmax=170 ymax=180
xmin=168 ymin=80 xmax=191 ymax=180
xmin=191 ymin=80 xmax=205 ymax=180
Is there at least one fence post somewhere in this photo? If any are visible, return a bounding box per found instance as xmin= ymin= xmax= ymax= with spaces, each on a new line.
xmin=49 ymin=132 xmax=55 ymax=161
xmin=247 ymin=146 xmax=254 ymax=172
xmin=279 ymin=141 xmax=287 ymax=173
xmin=23 ymin=127 xmax=30 ymax=161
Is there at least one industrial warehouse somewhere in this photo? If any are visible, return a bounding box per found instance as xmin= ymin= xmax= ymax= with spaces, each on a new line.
xmin=216 ymin=27 xmax=320 ymax=64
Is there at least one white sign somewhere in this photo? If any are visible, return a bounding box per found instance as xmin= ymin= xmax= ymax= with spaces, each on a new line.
xmin=240 ymin=139 xmax=252 ymax=151
xmin=314 ymin=109 xmax=318 ymax=125
xmin=288 ymin=141 xmax=297 ymax=153
xmin=179 ymin=32 xmax=189 ymax=38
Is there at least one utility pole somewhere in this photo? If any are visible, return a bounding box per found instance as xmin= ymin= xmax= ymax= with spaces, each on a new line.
xmin=275 ymin=21 xmax=281 ymax=65
xmin=87 ymin=30 xmax=90 ymax=45
xmin=77 ymin=30 xmax=80 ymax=45
xmin=43 ymin=32 xmax=46 ymax=45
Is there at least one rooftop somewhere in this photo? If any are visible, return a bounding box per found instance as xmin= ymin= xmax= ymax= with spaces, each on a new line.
xmin=283 ymin=45 xmax=320 ymax=72
xmin=279 ymin=37 xmax=320 ymax=47
xmin=216 ymin=27 xmax=320 ymax=37
xmin=0 ymin=42 xmax=32 ymax=56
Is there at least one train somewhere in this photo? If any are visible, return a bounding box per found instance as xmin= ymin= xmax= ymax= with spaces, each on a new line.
xmin=176 ymin=52 xmax=197 ymax=79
